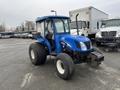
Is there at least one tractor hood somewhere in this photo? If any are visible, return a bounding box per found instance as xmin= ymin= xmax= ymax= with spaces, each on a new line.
xmin=60 ymin=34 xmax=91 ymax=51
xmin=61 ymin=35 xmax=90 ymax=42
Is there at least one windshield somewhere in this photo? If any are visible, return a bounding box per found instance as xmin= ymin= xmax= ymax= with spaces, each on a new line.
xmin=101 ymin=19 xmax=120 ymax=28
xmin=54 ymin=19 xmax=70 ymax=33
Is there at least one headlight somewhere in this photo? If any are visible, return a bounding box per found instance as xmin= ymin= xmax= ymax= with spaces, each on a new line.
xmin=96 ymin=32 xmax=102 ymax=38
xmin=80 ymin=42 xmax=87 ymax=51
xmin=116 ymin=33 xmax=120 ymax=37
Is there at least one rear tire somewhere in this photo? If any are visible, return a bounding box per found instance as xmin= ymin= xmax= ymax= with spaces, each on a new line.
xmin=29 ymin=43 xmax=47 ymax=65
xmin=56 ymin=53 xmax=74 ymax=80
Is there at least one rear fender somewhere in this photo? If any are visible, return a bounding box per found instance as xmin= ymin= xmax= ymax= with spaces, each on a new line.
xmin=36 ymin=37 xmax=51 ymax=54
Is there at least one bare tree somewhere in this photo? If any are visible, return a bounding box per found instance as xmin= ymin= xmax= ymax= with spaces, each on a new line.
xmin=25 ymin=21 xmax=35 ymax=31
xmin=0 ymin=23 xmax=5 ymax=32
xmin=21 ymin=23 xmax=25 ymax=32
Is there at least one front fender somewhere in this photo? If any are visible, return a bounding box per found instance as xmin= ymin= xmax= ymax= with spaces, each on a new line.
xmin=36 ymin=37 xmax=51 ymax=54
xmin=61 ymin=41 xmax=76 ymax=51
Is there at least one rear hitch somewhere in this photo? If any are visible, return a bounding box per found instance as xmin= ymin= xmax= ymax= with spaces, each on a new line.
xmin=90 ymin=51 xmax=104 ymax=62
xmin=87 ymin=50 xmax=104 ymax=67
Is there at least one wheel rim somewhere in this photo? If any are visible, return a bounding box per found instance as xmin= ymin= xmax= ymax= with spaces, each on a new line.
xmin=30 ymin=49 xmax=35 ymax=60
xmin=56 ymin=60 xmax=65 ymax=74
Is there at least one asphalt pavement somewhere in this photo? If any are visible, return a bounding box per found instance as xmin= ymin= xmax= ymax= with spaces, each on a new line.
xmin=0 ymin=39 xmax=120 ymax=90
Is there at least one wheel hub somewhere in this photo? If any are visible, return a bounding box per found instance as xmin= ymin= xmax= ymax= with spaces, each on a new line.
xmin=31 ymin=50 xmax=35 ymax=60
xmin=56 ymin=60 xmax=65 ymax=74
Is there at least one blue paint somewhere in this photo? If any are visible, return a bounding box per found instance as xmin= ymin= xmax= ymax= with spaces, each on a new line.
xmin=36 ymin=16 xmax=69 ymax=22
xmin=36 ymin=37 xmax=51 ymax=53
xmin=35 ymin=16 xmax=93 ymax=55
xmin=55 ymin=34 xmax=92 ymax=54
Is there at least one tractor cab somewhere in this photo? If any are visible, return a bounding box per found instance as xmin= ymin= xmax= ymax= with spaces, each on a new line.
xmin=36 ymin=16 xmax=71 ymax=53
xmin=36 ymin=16 xmax=92 ymax=54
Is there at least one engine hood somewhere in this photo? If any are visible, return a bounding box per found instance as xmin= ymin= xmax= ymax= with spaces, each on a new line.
xmin=61 ymin=35 xmax=90 ymax=42
xmin=60 ymin=34 xmax=91 ymax=51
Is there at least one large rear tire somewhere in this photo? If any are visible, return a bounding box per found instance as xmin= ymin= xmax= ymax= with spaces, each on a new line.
xmin=56 ymin=53 xmax=74 ymax=80
xmin=29 ymin=43 xmax=47 ymax=65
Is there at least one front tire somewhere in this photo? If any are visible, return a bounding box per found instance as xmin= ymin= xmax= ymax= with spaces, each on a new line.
xmin=56 ymin=53 xmax=74 ymax=80
xmin=29 ymin=43 xmax=47 ymax=65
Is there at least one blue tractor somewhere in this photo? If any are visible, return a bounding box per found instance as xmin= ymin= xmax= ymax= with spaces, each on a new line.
xmin=29 ymin=16 xmax=104 ymax=80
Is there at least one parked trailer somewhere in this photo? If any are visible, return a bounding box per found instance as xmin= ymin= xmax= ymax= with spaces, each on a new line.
xmin=0 ymin=31 xmax=35 ymax=39
xmin=13 ymin=31 xmax=35 ymax=39
xmin=0 ymin=32 xmax=14 ymax=39
xmin=69 ymin=6 xmax=108 ymax=39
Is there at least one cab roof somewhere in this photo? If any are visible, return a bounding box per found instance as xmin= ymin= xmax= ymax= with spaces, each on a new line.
xmin=36 ymin=16 xmax=69 ymax=22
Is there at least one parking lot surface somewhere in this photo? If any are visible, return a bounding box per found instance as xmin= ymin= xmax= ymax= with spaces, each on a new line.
xmin=0 ymin=39 xmax=120 ymax=90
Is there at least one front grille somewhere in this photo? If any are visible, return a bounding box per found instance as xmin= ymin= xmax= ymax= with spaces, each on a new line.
xmin=101 ymin=31 xmax=116 ymax=38
xmin=84 ymin=42 xmax=91 ymax=49
xmin=97 ymin=37 xmax=120 ymax=43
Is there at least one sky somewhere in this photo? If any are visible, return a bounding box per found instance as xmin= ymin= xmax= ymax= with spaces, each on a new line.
xmin=0 ymin=0 xmax=120 ymax=27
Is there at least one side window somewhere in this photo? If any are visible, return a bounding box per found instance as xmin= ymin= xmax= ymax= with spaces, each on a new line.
xmin=36 ymin=22 xmax=44 ymax=37
xmin=64 ymin=20 xmax=69 ymax=33
xmin=97 ymin=22 xmax=99 ymax=29
xmin=45 ymin=20 xmax=54 ymax=35
xmin=55 ymin=19 xmax=64 ymax=33
xmin=87 ymin=21 xmax=90 ymax=29
xmin=82 ymin=21 xmax=86 ymax=29
xmin=47 ymin=21 xmax=54 ymax=33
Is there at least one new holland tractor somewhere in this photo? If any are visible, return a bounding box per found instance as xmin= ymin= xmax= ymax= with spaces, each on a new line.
xmin=29 ymin=16 xmax=104 ymax=80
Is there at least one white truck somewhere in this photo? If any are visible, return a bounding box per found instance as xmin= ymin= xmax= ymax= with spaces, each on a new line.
xmin=96 ymin=18 xmax=120 ymax=49
xmin=69 ymin=6 xmax=108 ymax=39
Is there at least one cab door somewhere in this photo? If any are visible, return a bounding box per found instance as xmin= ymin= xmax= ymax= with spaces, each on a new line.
xmin=44 ymin=19 xmax=55 ymax=51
